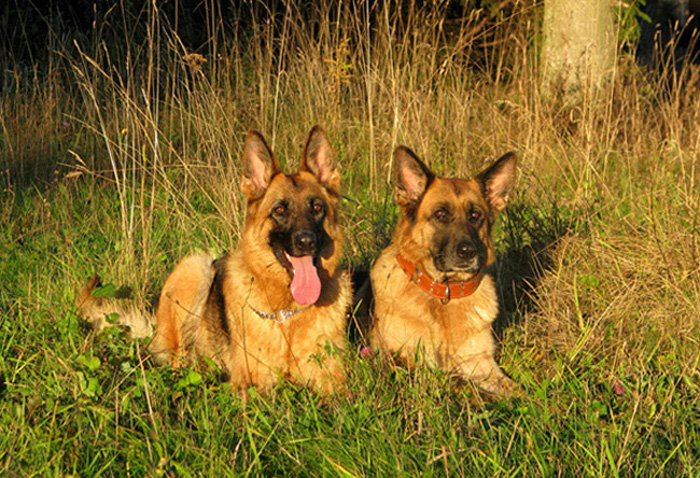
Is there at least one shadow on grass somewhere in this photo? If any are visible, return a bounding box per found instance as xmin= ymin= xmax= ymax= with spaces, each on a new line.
xmin=493 ymin=201 xmax=577 ymax=338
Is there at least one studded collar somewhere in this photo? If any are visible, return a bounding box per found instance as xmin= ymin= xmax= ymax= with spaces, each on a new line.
xmin=395 ymin=254 xmax=483 ymax=303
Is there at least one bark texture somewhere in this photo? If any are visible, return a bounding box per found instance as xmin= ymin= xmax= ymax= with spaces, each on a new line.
xmin=542 ymin=0 xmax=616 ymax=91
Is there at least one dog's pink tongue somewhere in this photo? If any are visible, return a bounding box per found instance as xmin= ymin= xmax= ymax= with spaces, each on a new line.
xmin=288 ymin=255 xmax=322 ymax=305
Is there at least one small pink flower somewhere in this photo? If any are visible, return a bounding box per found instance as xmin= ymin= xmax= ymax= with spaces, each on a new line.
xmin=360 ymin=346 xmax=373 ymax=358
xmin=612 ymin=381 xmax=625 ymax=396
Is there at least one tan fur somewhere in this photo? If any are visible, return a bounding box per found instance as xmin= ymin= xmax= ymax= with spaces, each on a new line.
xmin=149 ymin=254 xmax=216 ymax=366
xmin=215 ymin=250 xmax=350 ymax=393
xmin=76 ymin=276 xmax=153 ymax=339
xmin=77 ymin=126 xmax=351 ymax=395
xmin=369 ymin=148 xmax=517 ymax=396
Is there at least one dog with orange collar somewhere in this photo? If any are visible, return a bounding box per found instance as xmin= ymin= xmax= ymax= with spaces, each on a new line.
xmin=369 ymin=146 xmax=518 ymax=397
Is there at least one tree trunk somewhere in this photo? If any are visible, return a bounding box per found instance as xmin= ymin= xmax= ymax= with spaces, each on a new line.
xmin=542 ymin=0 xmax=616 ymax=92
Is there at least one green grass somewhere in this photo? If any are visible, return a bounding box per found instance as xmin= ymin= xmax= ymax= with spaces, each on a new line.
xmin=2 ymin=1 xmax=700 ymax=476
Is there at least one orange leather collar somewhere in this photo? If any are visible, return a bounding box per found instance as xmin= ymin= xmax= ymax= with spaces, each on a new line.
xmin=396 ymin=254 xmax=483 ymax=303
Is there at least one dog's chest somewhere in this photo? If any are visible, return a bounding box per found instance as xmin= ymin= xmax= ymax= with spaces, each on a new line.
xmin=432 ymin=297 xmax=492 ymax=337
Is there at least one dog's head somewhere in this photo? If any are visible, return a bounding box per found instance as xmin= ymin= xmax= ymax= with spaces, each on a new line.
xmin=240 ymin=126 xmax=342 ymax=306
xmin=393 ymin=146 xmax=517 ymax=282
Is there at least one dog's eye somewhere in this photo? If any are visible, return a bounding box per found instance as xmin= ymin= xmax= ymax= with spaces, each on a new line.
xmin=273 ymin=204 xmax=286 ymax=215
xmin=312 ymin=202 xmax=324 ymax=214
xmin=470 ymin=210 xmax=482 ymax=222
xmin=433 ymin=209 xmax=447 ymax=220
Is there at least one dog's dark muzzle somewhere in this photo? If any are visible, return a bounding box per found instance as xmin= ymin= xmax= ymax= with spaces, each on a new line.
xmin=456 ymin=240 xmax=478 ymax=262
xmin=292 ymin=230 xmax=318 ymax=256
xmin=434 ymin=236 xmax=486 ymax=273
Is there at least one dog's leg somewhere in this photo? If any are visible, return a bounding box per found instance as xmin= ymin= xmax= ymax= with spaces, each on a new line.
xmin=308 ymin=358 xmax=346 ymax=395
xmin=452 ymin=328 xmax=515 ymax=397
xmin=456 ymin=353 xmax=515 ymax=397
xmin=289 ymin=340 xmax=346 ymax=395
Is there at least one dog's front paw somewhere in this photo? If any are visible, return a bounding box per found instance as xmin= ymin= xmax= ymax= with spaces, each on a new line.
xmin=478 ymin=374 xmax=521 ymax=398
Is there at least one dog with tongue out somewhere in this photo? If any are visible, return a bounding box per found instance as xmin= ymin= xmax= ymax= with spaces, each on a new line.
xmin=144 ymin=126 xmax=352 ymax=395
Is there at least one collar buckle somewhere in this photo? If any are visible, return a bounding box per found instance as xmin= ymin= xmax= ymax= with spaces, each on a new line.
xmin=442 ymin=282 xmax=451 ymax=304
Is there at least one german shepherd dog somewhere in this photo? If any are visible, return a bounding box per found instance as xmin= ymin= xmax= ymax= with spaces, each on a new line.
xmin=368 ymin=146 xmax=517 ymax=396
xmin=78 ymin=126 xmax=351 ymax=394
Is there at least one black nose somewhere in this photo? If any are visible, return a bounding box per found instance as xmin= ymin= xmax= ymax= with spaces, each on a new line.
xmin=294 ymin=231 xmax=317 ymax=254
xmin=456 ymin=241 xmax=476 ymax=260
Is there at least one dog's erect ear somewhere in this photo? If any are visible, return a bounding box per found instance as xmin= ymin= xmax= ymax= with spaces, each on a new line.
xmin=477 ymin=151 xmax=518 ymax=214
xmin=241 ymin=131 xmax=281 ymax=201
xmin=301 ymin=125 xmax=340 ymax=195
xmin=394 ymin=146 xmax=435 ymax=210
